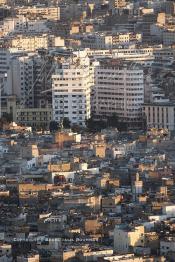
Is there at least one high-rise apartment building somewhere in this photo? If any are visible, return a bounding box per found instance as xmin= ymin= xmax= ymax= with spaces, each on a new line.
xmin=8 ymin=54 xmax=34 ymax=108
xmin=52 ymin=51 xmax=92 ymax=127
xmin=6 ymin=50 xmax=55 ymax=109
xmin=17 ymin=6 xmax=60 ymax=21
xmin=93 ymin=59 xmax=144 ymax=128
xmin=144 ymin=102 xmax=175 ymax=131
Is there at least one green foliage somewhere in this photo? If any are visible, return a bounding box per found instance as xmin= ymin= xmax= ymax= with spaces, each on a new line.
xmin=1 ymin=112 xmax=13 ymax=123
xmin=86 ymin=117 xmax=107 ymax=132
xmin=86 ymin=114 xmax=128 ymax=132
xmin=107 ymin=113 xmax=119 ymax=128
xmin=63 ymin=117 xmax=71 ymax=129
xmin=49 ymin=121 xmax=59 ymax=132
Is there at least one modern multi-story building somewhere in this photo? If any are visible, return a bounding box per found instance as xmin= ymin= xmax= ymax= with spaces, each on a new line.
xmin=163 ymin=28 xmax=175 ymax=45
xmin=7 ymin=34 xmax=49 ymax=52
xmin=17 ymin=6 xmax=60 ymax=21
xmin=86 ymin=45 xmax=175 ymax=63
xmin=16 ymin=107 xmax=52 ymax=130
xmin=4 ymin=34 xmax=64 ymax=52
xmin=81 ymin=32 xmax=142 ymax=49
xmin=52 ymin=50 xmax=92 ymax=127
xmin=93 ymin=59 xmax=144 ymax=128
xmin=0 ymin=15 xmax=49 ymax=36
xmin=7 ymin=54 xmax=34 ymax=108
xmin=144 ymin=102 xmax=175 ymax=131
xmin=1 ymin=95 xmax=52 ymax=129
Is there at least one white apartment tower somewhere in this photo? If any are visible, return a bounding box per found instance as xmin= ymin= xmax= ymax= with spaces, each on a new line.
xmin=52 ymin=51 xmax=92 ymax=126
xmin=114 ymin=224 xmax=144 ymax=253
xmin=8 ymin=54 xmax=34 ymax=107
xmin=93 ymin=59 xmax=144 ymax=128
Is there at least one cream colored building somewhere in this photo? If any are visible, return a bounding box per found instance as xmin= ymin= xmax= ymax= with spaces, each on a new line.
xmin=6 ymin=34 xmax=64 ymax=52
xmin=114 ymin=224 xmax=145 ymax=253
xmin=17 ymin=6 xmax=60 ymax=21
xmin=94 ymin=60 xmax=144 ymax=128
xmin=17 ymin=254 xmax=39 ymax=262
xmin=0 ymin=0 xmax=7 ymax=5
xmin=160 ymin=238 xmax=175 ymax=256
xmin=144 ymin=103 xmax=175 ymax=131
xmin=81 ymin=32 xmax=142 ymax=49
xmin=21 ymin=144 xmax=39 ymax=159
xmin=0 ymin=15 xmax=48 ymax=36
xmin=16 ymin=107 xmax=52 ymax=130
xmin=9 ymin=34 xmax=49 ymax=52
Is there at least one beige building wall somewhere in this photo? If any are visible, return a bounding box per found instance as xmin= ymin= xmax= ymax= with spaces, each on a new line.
xmin=16 ymin=107 xmax=52 ymax=130
xmin=114 ymin=225 xmax=145 ymax=253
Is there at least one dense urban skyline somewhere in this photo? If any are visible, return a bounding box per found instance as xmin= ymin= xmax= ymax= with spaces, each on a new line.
xmin=0 ymin=0 xmax=175 ymax=261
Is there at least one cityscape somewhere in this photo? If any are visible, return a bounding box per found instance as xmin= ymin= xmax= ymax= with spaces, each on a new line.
xmin=0 ymin=0 xmax=175 ymax=261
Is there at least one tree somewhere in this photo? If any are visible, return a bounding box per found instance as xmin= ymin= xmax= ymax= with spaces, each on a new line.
xmin=63 ymin=117 xmax=71 ymax=129
xmin=1 ymin=112 xmax=13 ymax=123
xmin=118 ymin=122 xmax=128 ymax=132
xmin=0 ymin=113 xmax=13 ymax=130
xmin=107 ymin=113 xmax=119 ymax=128
xmin=86 ymin=117 xmax=95 ymax=130
xmin=72 ymin=124 xmax=82 ymax=133
xmin=86 ymin=117 xmax=107 ymax=132
xmin=49 ymin=121 xmax=59 ymax=132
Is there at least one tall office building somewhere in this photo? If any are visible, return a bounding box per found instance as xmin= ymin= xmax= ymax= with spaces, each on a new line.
xmin=93 ymin=59 xmax=144 ymax=128
xmin=6 ymin=50 xmax=54 ymax=109
xmin=52 ymin=50 xmax=92 ymax=127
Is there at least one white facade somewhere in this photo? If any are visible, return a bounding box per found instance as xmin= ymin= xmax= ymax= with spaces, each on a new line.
xmin=162 ymin=205 xmax=175 ymax=216
xmin=0 ymin=16 xmax=49 ymax=36
xmin=0 ymin=49 xmax=11 ymax=95
xmin=103 ymin=254 xmax=144 ymax=262
xmin=81 ymin=32 xmax=142 ymax=49
xmin=17 ymin=6 xmax=60 ymax=21
xmin=87 ymin=45 xmax=174 ymax=63
xmin=7 ymin=54 xmax=34 ymax=107
xmin=9 ymin=34 xmax=49 ymax=52
xmin=150 ymin=23 xmax=164 ymax=41
xmin=114 ymin=225 xmax=145 ymax=253
xmin=144 ymin=103 xmax=175 ymax=131
xmin=52 ymin=51 xmax=92 ymax=126
xmin=82 ymin=249 xmax=113 ymax=261
xmin=93 ymin=60 xmax=144 ymax=127
xmin=112 ymin=141 xmax=136 ymax=158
